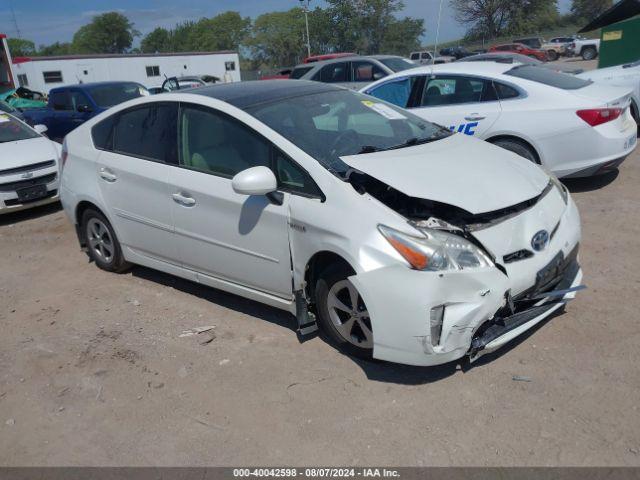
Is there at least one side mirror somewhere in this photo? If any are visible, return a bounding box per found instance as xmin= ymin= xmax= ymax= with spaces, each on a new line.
xmin=77 ymin=104 xmax=92 ymax=113
xmin=33 ymin=124 xmax=48 ymax=134
xmin=232 ymin=166 xmax=277 ymax=196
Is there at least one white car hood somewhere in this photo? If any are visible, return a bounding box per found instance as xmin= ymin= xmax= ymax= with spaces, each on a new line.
xmin=341 ymin=134 xmax=550 ymax=215
xmin=0 ymin=137 xmax=59 ymax=171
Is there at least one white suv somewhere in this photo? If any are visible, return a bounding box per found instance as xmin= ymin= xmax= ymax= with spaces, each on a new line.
xmin=60 ymin=80 xmax=583 ymax=366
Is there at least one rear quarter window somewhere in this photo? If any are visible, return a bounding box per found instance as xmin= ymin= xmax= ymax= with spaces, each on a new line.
xmin=91 ymin=116 xmax=116 ymax=150
xmin=505 ymin=65 xmax=592 ymax=90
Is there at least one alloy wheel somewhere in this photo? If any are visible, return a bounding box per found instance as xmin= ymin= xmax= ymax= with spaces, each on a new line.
xmin=326 ymin=279 xmax=373 ymax=348
xmin=87 ymin=218 xmax=114 ymax=264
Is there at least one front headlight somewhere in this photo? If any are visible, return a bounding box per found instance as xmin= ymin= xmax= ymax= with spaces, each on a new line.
xmin=378 ymin=225 xmax=494 ymax=271
xmin=542 ymin=167 xmax=568 ymax=204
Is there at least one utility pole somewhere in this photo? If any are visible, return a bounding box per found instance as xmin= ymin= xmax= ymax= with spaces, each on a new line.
xmin=299 ymin=0 xmax=312 ymax=57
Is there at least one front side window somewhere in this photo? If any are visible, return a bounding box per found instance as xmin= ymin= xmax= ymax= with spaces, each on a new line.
xmin=420 ymin=76 xmax=496 ymax=106
xmin=88 ymin=83 xmax=148 ymax=108
xmin=317 ymin=62 xmax=349 ymax=83
xmin=0 ymin=114 xmax=39 ymax=143
xmin=113 ymin=103 xmax=178 ymax=164
xmin=247 ymin=89 xmax=449 ymax=175
xmin=367 ymin=77 xmax=418 ymax=108
xmin=179 ymin=105 xmax=270 ymax=178
xmin=505 ymin=65 xmax=592 ymax=90
xmin=69 ymin=91 xmax=91 ymax=110
xmin=351 ymin=61 xmax=387 ymax=82
xmin=275 ymin=150 xmax=322 ymax=198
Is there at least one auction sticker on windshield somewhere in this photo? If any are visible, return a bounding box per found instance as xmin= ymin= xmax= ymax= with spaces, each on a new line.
xmin=361 ymin=100 xmax=407 ymax=120
xmin=0 ymin=114 xmax=10 ymax=123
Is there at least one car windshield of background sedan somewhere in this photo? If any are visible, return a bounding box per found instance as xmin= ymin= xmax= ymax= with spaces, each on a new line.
xmin=247 ymin=89 xmax=450 ymax=175
xmin=505 ymin=65 xmax=592 ymax=90
xmin=0 ymin=114 xmax=39 ymax=143
xmin=87 ymin=83 xmax=148 ymax=108
xmin=377 ymin=57 xmax=415 ymax=72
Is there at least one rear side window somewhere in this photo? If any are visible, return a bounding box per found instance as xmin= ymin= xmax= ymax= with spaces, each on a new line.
xmin=290 ymin=66 xmax=313 ymax=79
xmin=92 ymin=116 xmax=116 ymax=150
xmin=112 ymin=103 xmax=178 ymax=164
xmin=493 ymin=82 xmax=520 ymax=100
xmin=420 ymin=76 xmax=496 ymax=106
xmin=505 ymin=65 xmax=592 ymax=90
xmin=351 ymin=61 xmax=387 ymax=82
xmin=317 ymin=62 xmax=349 ymax=83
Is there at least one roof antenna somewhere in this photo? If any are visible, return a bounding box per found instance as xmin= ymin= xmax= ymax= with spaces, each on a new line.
xmin=430 ymin=0 xmax=444 ymax=78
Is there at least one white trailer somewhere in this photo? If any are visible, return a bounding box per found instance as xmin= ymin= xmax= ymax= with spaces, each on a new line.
xmin=10 ymin=50 xmax=241 ymax=93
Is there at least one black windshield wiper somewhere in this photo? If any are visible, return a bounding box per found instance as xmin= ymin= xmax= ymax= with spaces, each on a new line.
xmin=357 ymin=145 xmax=380 ymax=154
xmin=381 ymin=134 xmax=446 ymax=152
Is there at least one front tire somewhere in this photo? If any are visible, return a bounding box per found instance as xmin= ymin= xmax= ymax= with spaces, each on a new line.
xmin=547 ymin=50 xmax=558 ymax=61
xmin=315 ymin=264 xmax=373 ymax=360
xmin=491 ymin=138 xmax=538 ymax=163
xmin=81 ymin=208 xmax=130 ymax=273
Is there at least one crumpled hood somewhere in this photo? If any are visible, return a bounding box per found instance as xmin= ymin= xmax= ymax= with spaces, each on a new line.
xmin=341 ymin=134 xmax=550 ymax=214
xmin=0 ymin=137 xmax=60 ymax=171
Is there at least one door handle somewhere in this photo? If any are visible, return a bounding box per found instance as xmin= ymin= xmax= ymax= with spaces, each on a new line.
xmin=99 ymin=168 xmax=117 ymax=182
xmin=464 ymin=114 xmax=486 ymax=121
xmin=172 ymin=192 xmax=196 ymax=207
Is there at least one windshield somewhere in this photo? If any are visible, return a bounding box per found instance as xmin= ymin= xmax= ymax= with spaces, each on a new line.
xmin=505 ymin=65 xmax=592 ymax=89
xmin=378 ymin=57 xmax=415 ymax=72
xmin=0 ymin=114 xmax=39 ymax=143
xmin=247 ymin=89 xmax=450 ymax=175
xmin=88 ymin=83 xmax=148 ymax=108
xmin=0 ymin=100 xmax=17 ymax=114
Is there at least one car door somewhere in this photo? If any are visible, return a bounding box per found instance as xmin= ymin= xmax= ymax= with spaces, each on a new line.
xmin=409 ymin=74 xmax=502 ymax=138
xmin=48 ymin=91 xmax=74 ymax=141
xmin=95 ymin=102 xmax=179 ymax=263
xmin=169 ymin=103 xmax=293 ymax=298
xmin=314 ymin=61 xmax=350 ymax=87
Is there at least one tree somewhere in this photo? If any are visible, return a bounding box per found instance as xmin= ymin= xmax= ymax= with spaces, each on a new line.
xmin=451 ymin=0 xmax=559 ymax=39
xmin=140 ymin=27 xmax=172 ymax=53
xmin=380 ymin=17 xmax=424 ymax=55
xmin=250 ymin=9 xmax=307 ymax=66
xmin=36 ymin=42 xmax=74 ymax=56
xmin=72 ymin=12 xmax=139 ymax=54
xmin=7 ymin=38 xmax=36 ymax=57
xmin=187 ymin=12 xmax=251 ymax=51
xmin=570 ymin=0 xmax=613 ymax=22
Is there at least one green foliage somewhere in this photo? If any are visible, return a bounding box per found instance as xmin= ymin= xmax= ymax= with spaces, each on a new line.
xmin=570 ymin=0 xmax=613 ymax=23
xmin=72 ymin=12 xmax=139 ymax=54
xmin=451 ymin=0 xmax=562 ymax=40
xmin=140 ymin=27 xmax=172 ymax=53
xmin=250 ymin=8 xmax=307 ymax=67
xmin=7 ymin=38 xmax=36 ymax=57
xmin=36 ymin=42 xmax=74 ymax=56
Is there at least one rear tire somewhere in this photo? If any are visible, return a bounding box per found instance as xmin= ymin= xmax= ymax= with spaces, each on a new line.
xmin=581 ymin=47 xmax=597 ymax=60
xmin=491 ymin=138 xmax=538 ymax=163
xmin=81 ymin=208 xmax=130 ymax=273
xmin=547 ymin=50 xmax=558 ymax=61
xmin=315 ymin=263 xmax=373 ymax=360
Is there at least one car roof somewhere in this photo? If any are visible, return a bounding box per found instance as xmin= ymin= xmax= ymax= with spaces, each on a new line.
xmin=187 ymin=79 xmax=342 ymax=109
xmin=400 ymin=61 xmax=515 ymax=76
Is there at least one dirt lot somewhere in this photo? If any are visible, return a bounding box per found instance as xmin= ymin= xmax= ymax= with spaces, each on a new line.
xmin=1 ymin=128 xmax=639 ymax=465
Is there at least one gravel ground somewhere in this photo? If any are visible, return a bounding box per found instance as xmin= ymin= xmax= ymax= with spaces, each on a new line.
xmin=1 ymin=73 xmax=639 ymax=466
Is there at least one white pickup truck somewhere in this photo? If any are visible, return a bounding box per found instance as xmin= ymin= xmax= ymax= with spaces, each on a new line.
xmin=567 ymin=38 xmax=600 ymax=60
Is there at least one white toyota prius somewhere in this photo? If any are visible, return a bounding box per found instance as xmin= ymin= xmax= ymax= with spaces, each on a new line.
xmin=60 ymin=81 xmax=583 ymax=366
xmin=1 ymin=113 xmax=61 ymax=214
xmin=361 ymin=62 xmax=637 ymax=178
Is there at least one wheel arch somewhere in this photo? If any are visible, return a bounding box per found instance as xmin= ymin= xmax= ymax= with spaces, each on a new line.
xmin=630 ymin=98 xmax=639 ymax=124
xmin=486 ymin=134 xmax=542 ymax=164
xmin=304 ymin=250 xmax=357 ymax=303
xmin=74 ymin=200 xmax=108 ymax=247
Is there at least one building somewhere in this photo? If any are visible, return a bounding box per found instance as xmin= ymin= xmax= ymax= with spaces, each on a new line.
xmin=579 ymin=0 xmax=640 ymax=68
xmin=0 ymin=37 xmax=240 ymax=94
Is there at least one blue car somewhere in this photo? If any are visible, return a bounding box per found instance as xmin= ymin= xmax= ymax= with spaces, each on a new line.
xmin=23 ymin=81 xmax=149 ymax=142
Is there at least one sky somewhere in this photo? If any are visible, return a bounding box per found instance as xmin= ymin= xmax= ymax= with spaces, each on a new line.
xmin=0 ymin=0 xmax=573 ymax=49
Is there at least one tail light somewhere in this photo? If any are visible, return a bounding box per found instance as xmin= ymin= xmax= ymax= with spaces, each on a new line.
xmin=60 ymin=140 xmax=68 ymax=170
xmin=576 ymin=108 xmax=622 ymax=127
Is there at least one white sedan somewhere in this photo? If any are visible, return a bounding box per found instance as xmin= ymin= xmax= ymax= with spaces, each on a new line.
xmin=577 ymin=59 xmax=640 ymax=127
xmin=362 ymin=62 xmax=637 ymax=178
xmin=0 ymin=114 xmax=61 ymax=214
xmin=60 ymin=81 xmax=583 ymax=366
